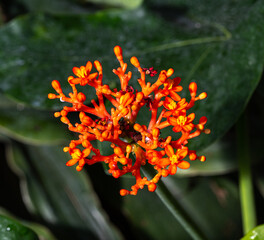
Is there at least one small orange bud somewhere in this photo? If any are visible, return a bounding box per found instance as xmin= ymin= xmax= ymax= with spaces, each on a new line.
xmin=189 ymin=82 xmax=197 ymax=96
xmin=63 ymin=147 xmax=69 ymax=152
xmin=54 ymin=112 xmax=61 ymax=117
xmin=120 ymin=189 xmax=129 ymax=196
xmin=76 ymin=165 xmax=83 ymax=171
xmin=148 ymin=182 xmax=157 ymax=192
xmin=130 ymin=56 xmax=140 ymax=68
xmin=189 ymin=151 xmax=197 ymax=161
xmin=119 ymin=157 xmax=128 ymax=165
xmin=48 ymin=93 xmax=57 ymax=99
xmin=134 ymin=123 xmax=142 ymax=132
xmin=69 ymin=142 xmax=76 ymax=148
xmin=114 ymin=46 xmax=123 ymax=59
xmin=161 ymin=169 xmax=169 ymax=177
xmin=136 ymin=92 xmax=144 ymax=102
xmin=199 ymin=156 xmax=206 ymax=162
xmin=94 ymin=60 xmax=102 ymax=72
xmin=60 ymin=110 xmax=67 ymax=117
xmin=114 ymin=147 xmax=123 ymax=156
xmin=52 ymin=80 xmax=62 ymax=94
xmin=204 ymin=129 xmax=211 ymax=134
xmin=126 ymin=145 xmax=132 ymax=153
xmin=166 ymin=68 xmax=174 ymax=77
xmin=61 ymin=116 xmax=70 ymax=124
xmin=152 ymin=128 xmax=160 ymax=138
xmin=198 ymin=92 xmax=207 ymax=100
xmin=77 ymin=92 xmax=86 ymax=102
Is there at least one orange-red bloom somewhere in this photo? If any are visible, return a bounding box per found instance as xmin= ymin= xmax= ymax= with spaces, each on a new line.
xmin=48 ymin=46 xmax=210 ymax=196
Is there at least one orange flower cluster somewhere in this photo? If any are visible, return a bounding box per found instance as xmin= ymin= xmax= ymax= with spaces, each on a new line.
xmin=48 ymin=46 xmax=210 ymax=196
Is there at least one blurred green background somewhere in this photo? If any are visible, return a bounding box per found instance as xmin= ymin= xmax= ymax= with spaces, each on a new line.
xmin=0 ymin=0 xmax=264 ymax=239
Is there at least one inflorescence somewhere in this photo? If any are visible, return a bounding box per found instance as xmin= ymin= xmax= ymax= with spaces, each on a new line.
xmin=48 ymin=46 xmax=210 ymax=196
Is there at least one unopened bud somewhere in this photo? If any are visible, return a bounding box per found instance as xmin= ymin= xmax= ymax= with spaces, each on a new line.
xmin=77 ymin=92 xmax=86 ymax=102
xmin=130 ymin=56 xmax=140 ymax=68
xmin=94 ymin=60 xmax=102 ymax=72
xmin=52 ymin=80 xmax=62 ymax=94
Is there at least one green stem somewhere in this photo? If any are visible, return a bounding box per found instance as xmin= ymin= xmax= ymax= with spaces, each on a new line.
xmin=142 ymin=166 xmax=207 ymax=240
xmin=236 ymin=111 xmax=257 ymax=234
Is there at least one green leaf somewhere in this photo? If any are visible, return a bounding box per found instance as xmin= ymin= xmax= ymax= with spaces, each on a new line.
xmin=0 ymin=214 xmax=38 ymax=240
xmin=0 ymin=107 xmax=71 ymax=144
xmin=18 ymin=0 xmax=91 ymax=14
xmin=0 ymin=208 xmax=58 ymax=240
xmin=121 ymin=176 xmax=241 ymax=240
xmin=241 ymin=224 xmax=264 ymax=240
xmin=0 ymin=0 xmax=264 ymax=150
xmin=0 ymin=94 xmax=70 ymax=144
xmin=84 ymin=0 xmax=143 ymax=9
xmin=256 ymin=174 xmax=264 ymax=200
xmin=7 ymin=142 xmax=123 ymax=240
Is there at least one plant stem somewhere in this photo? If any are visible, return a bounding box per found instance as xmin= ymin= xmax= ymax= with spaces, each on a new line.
xmin=236 ymin=111 xmax=257 ymax=234
xmin=142 ymin=166 xmax=207 ymax=240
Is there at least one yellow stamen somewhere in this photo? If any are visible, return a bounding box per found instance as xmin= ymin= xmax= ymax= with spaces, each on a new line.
xmin=170 ymin=154 xmax=179 ymax=164
xmin=168 ymin=100 xmax=176 ymax=110
xmin=177 ymin=116 xmax=187 ymax=126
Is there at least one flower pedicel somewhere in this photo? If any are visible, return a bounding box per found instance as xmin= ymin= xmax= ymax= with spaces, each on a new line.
xmin=48 ymin=46 xmax=210 ymax=196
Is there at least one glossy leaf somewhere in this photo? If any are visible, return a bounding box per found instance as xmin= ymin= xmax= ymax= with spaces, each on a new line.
xmin=0 ymin=1 xmax=263 ymax=150
xmin=122 ymin=176 xmax=241 ymax=240
xmin=0 ymin=107 xmax=71 ymax=144
xmin=84 ymin=0 xmax=143 ymax=9
xmin=7 ymin=142 xmax=123 ymax=240
xmin=241 ymin=224 xmax=264 ymax=240
xmin=0 ymin=94 xmax=70 ymax=144
xmin=18 ymin=0 xmax=91 ymax=14
xmin=0 ymin=214 xmax=38 ymax=240
xmin=0 ymin=208 xmax=57 ymax=240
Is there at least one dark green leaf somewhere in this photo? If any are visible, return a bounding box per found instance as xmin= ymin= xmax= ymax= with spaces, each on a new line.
xmin=84 ymin=0 xmax=143 ymax=9
xmin=256 ymin=175 xmax=264 ymax=200
xmin=241 ymin=224 xmax=264 ymax=240
xmin=18 ymin=0 xmax=91 ymax=14
xmin=122 ymin=176 xmax=241 ymax=240
xmin=7 ymin=142 xmax=123 ymax=240
xmin=0 ymin=107 xmax=71 ymax=144
xmin=0 ymin=214 xmax=38 ymax=240
xmin=0 ymin=208 xmax=58 ymax=240
xmin=0 ymin=0 xmax=263 ymax=150
xmin=0 ymin=94 xmax=70 ymax=144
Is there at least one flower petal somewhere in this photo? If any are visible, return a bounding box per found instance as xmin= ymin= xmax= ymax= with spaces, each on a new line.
xmin=178 ymin=161 xmax=190 ymax=169
xmin=165 ymin=145 xmax=174 ymax=157
xmin=170 ymin=91 xmax=181 ymax=101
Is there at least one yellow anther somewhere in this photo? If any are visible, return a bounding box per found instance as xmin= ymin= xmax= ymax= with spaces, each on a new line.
xmin=177 ymin=116 xmax=187 ymax=126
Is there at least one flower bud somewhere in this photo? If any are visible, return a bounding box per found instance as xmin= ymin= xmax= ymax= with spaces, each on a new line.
xmin=189 ymin=82 xmax=197 ymax=97
xmin=94 ymin=60 xmax=102 ymax=72
xmin=52 ymin=80 xmax=62 ymax=94
xmin=48 ymin=93 xmax=57 ymax=99
xmin=77 ymin=92 xmax=86 ymax=102
xmin=130 ymin=56 xmax=140 ymax=68
xmin=148 ymin=183 xmax=157 ymax=192
xmin=114 ymin=46 xmax=123 ymax=60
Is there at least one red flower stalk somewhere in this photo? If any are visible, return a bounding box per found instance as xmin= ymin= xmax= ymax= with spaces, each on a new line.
xmin=48 ymin=46 xmax=210 ymax=196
